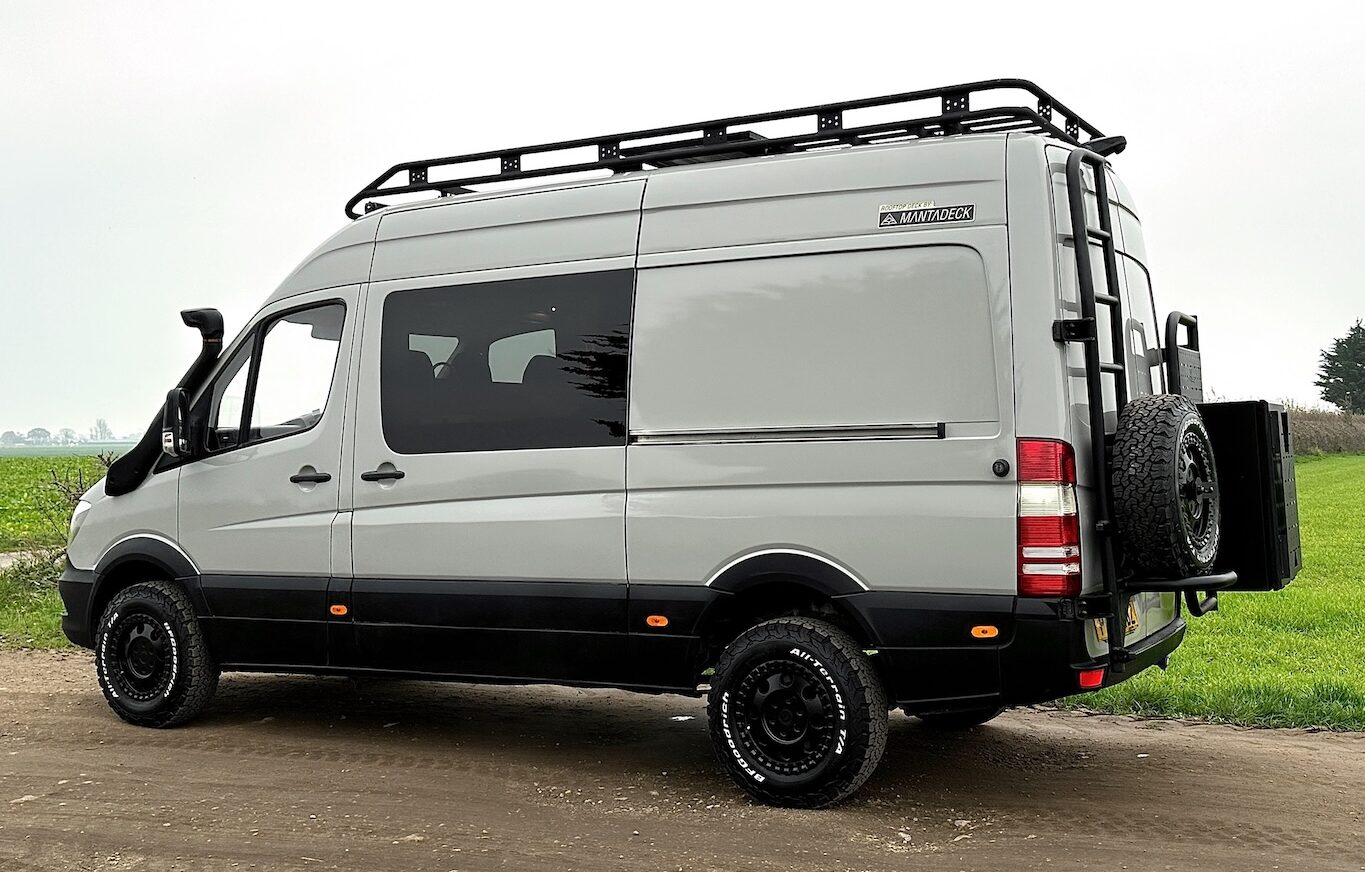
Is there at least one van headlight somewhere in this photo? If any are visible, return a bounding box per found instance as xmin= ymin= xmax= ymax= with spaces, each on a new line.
xmin=68 ymin=500 xmax=92 ymax=547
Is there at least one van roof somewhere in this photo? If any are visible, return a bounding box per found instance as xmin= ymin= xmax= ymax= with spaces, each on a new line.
xmin=344 ymin=79 xmax=1108 ymax=220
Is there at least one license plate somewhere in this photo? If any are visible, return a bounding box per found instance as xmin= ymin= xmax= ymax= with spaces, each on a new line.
xmin=1095 ymin=600 xmax=1140 ymax=642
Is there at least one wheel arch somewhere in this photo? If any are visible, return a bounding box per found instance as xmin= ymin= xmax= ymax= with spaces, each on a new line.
xmin=694 ymin=549 xmax=880 ymax=673
xmin=89 ymin=536 xmax=206 ymax=636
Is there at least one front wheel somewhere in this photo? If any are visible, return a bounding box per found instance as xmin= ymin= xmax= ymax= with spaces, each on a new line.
xmin=707 ymin=617 xmax=887 ymax=808
xmin=95 ymin=581 xmax=219 ymax=728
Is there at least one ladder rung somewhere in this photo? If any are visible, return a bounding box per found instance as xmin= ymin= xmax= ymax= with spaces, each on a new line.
xmin=1095 ymin=292 xmax=1119 ymax=305
xmin=1086 ymin=227 xmax=1112 ymax=241
xmin=1100 ymin=362 xmax=1124 ymax=374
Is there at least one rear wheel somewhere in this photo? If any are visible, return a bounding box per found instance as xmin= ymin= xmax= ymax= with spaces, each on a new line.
xmin=915 ymin=706 xmax=1003 ymax=730
xmin=95 ymin=581 xmax=218 ymax=728
xmin=1112 ymin=394 xmax=1221 ymax=578
xmin=707 ymin=617 xmax=887 ymax=808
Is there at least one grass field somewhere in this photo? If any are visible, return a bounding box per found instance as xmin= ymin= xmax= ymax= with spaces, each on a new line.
xmin=0 ymin=453 xmax=1362 ymax=728
xmin=0 ymin=455 xmax=108 ymax=550
xmin=1069 ymin=454 xmax=1365 ymax=729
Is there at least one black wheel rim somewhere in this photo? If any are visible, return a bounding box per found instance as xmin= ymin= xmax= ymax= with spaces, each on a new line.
xmin=732 ymin=658 xmax=838 ymax=779
xmin=104 ymin=611 xmax=175 ymax=702
xmin=1177 ymin=429 xmax=1218 ymax=549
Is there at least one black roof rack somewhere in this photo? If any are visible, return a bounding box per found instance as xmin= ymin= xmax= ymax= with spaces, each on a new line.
xmin=345 ymin=78 xmax=1105 ymax=219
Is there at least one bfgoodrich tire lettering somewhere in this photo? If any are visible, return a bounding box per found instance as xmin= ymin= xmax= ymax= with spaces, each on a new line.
xmin=95 ymin=581 xmax=218 ymax=728
xmin=1112 ymin=394 xmax=1221 ymax=578
xmin=707 ymin=617 xmax=887 ymax=808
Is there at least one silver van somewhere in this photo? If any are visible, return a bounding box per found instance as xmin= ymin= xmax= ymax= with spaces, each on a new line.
xmin=59 ymin=80 xmax=1300 ymax=807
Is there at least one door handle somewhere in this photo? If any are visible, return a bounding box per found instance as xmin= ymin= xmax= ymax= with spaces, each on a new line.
xmin=290 ymin=471 xmax=332 ymax=484
xmin=360 ymin=467 xmax=406 ymax=482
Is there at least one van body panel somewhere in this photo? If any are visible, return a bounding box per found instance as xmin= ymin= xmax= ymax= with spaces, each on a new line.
xmin=266 ymin=218 xmax=380 ymax=306
xmin=66 ymin=475 xmax=179 ymax=574
xmin=630 ymin=244 xmax=1001 ymax=434
xmin=369 ymin=181 xmax=645 ymax=283
xmin=640 ymin=136 xmax=1005 ymax=255
xmin=626 ymin=225 xmax=1018 ymax=631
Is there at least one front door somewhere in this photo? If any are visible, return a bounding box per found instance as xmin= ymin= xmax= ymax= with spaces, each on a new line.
xmin=179 ymin=289 xmax=356 ymax=667
xmin=348 ymin=268 xmax=633 ymax=683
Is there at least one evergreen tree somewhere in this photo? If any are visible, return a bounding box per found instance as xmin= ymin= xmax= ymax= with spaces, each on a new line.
xmin=1316 ymin=320 xmax=1365 ymax=414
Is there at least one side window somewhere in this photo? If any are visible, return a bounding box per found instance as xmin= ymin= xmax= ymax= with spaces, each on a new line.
xmin=195 ymin=303 xmax=346 ymax=453
xmin=1120 ymin=256 xmax=1165 ymax=394
xmin=203 ymin=344 xmax=252 ymax=452
xmin=380 ymin=270 xmax=631 ymax=454
xmin=248 ymin=305 xmax=346 ymax=441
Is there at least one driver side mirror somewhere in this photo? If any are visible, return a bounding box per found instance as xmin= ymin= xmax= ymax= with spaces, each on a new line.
xmin=161 ymin=388 xmax=190 ymax=458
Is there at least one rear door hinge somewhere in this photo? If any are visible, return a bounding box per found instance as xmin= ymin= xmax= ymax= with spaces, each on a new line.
xmin=1053 ymin=317 xmax=1096 ymax=343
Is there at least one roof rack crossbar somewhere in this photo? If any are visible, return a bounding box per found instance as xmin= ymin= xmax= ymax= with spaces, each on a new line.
xmin=345 ymin=78 xmax=1105 ymax=218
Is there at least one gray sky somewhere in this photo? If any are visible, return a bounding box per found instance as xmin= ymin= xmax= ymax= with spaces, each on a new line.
xmin=3 ymin=1 xmax=1363 ymax=435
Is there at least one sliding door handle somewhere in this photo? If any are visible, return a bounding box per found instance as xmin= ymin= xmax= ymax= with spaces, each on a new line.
xmin=360 ymin=467 xmax=406 ymax=482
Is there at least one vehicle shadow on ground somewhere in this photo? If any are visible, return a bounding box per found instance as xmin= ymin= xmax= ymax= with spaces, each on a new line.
xmin=189 ymin=672 xmax=1162 ymax=811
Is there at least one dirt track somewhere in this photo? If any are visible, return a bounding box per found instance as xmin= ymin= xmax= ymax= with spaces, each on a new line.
xmin=1 ymin=650 xmax=1362 ymax=871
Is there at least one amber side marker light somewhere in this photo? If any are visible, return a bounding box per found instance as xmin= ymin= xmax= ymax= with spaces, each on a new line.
xmin=646 ymin=615 xmax=669 ymax=628
xmin=329 ymin=604 xmax=348 ymax=616
xmin=971 ymin=625 xmax=999 ymax=639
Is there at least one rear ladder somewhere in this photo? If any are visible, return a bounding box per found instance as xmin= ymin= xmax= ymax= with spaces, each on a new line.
xmin=1057 ymin=148 xmax=1133 ymax=668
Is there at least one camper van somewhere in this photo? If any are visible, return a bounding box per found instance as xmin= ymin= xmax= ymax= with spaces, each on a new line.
xmin=58 ymin=80 xmax=1300 ymax=807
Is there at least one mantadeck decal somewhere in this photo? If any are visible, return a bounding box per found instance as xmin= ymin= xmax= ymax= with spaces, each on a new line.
xmin=878 ymin=202 xmax=975 ymax=228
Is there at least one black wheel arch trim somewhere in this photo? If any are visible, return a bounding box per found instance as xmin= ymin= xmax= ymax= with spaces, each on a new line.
xmin=706 ymin=549 xmax=868 ymax=598
xmin=88 ymin=536 xmax=209 ymax=636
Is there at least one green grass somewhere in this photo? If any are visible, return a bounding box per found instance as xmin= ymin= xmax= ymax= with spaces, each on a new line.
xmin=1069 ymin=454 xmax=1365 ymax=729
xmin=0 ymin=553 xmax=67 ymax=648
xmin=0 ymin=455 xmax=107 ymax=550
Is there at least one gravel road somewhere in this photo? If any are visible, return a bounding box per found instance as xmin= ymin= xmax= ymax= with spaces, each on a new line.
xmin=1 ymin=649 xmax=1361 ymax=871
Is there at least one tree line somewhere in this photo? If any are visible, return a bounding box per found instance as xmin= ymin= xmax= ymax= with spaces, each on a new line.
xmin=0 ymin=419 xmax=122 ymax=447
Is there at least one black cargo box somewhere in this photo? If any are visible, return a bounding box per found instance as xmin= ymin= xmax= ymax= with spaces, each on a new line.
xmin=1198 ymin=401 xmax=1302 ymax=591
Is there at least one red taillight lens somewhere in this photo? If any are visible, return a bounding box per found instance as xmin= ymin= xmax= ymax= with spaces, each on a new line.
xmin=1016 ymin=438 xmax=1077 ymax=484
xmin=1017 ymin=439 xmax=1081 ymax=597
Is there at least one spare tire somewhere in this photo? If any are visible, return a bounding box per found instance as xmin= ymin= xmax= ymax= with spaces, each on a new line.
xmin=1111 ymin=394 xmax=1220 ymax=578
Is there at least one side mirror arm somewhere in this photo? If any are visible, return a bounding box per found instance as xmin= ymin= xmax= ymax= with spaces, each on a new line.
xmin=162 ymin=388 xmax=190 ymax=458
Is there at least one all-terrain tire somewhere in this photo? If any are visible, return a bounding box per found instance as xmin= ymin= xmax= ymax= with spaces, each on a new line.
xmin=915 ymin=706 xmax=1004 ymax=730
xmin=707 ymin=617 xmax=887 ymax=808
xmin=1111 ymin=394 xmax=1221 ymax=578
xmin=95 ymin=581 xmax=219 ymax=728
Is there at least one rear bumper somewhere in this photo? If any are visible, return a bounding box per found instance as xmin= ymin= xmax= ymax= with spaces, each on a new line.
xmin=839 ymin=591 xmax=1186 ymax=713
xmin=57 ymin=564 xmax=96 ymax=649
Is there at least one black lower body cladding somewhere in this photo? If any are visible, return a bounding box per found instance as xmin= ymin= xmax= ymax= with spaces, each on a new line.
xmin=57 ymin=565 xmax=96 ymax=649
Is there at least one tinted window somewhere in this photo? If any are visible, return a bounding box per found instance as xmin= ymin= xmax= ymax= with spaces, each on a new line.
xmin=380 ymin=270 xmax=631 ymax=454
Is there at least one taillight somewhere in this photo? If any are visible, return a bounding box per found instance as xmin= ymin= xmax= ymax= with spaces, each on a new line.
xmin=1017 ymin=438 xmax=1081 ymax=597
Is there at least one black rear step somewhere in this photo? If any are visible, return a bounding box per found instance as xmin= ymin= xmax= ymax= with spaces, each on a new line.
xmin=1055 ymin=149 xmax=1236 ymax=670
xmin=344 ymin=78 xmax=1105 ymax=219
